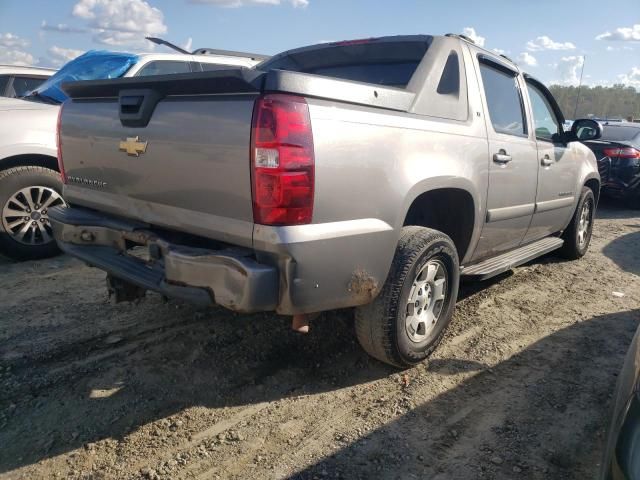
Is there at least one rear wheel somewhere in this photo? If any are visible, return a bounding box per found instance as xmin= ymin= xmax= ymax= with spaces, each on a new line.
xmin=559 ymin=186 xmax=595 ymax=260
xmin=0 ymin=166 xmax=65 ymax=260
xmin=355 ymin=226 xmax=459 ymax=368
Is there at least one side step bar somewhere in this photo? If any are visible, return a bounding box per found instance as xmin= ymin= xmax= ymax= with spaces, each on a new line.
xmin=461 ymin=237 xmax=564 ymax=281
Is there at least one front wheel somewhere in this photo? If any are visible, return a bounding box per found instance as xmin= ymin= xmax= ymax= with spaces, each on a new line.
xmin=355 ymin=227 xmax=460 ymax=368
xmin=0 ymin=166 xmax=65 ymax=260
xmin=559 ymin=186 xmax=595 ymax=260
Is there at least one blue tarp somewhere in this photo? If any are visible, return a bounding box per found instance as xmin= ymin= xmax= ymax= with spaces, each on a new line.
xmin=32 ymin=50 xmax=139 ymax=103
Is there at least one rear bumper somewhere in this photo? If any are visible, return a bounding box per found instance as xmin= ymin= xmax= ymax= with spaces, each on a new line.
xmin=49 ymin=206 xmax=279 ymax=313
xmin=598 ymin=157 xmax=640 ymax=199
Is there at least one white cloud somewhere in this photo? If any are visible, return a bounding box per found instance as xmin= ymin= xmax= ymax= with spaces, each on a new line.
xmin=40 ymin=20 xmax=87 ymax=34
xmin=188 ymin=0 xmax=308 ymax=6
xmin=72 ymin=0 xmax=167 ymax=50
xmin=517 ymin=52 xmax=537 ymax=67
xmin=0 ymin=32 xmax=29 ymax=49
xmin=47 ymin=46 xmax=85 ymax=67
xmin=182 ymin=37 xmax=193 ymax=52
xmin=618 ymin=67 xmax=640 ymax=88
xmin=461 ymin=27 xmax=485 ymax=47
xmin=596 ymin=24 xmax=640 ymax=42
xmin=0 ymin=33 xmax=35 ymax=66
xmin=0 ymin=49 xmax=35 ymax=66
xmin=492 ymin=48 xmax=507 ymax=55
xmin=526 ymin=35 xmax=576 ymax=51
xmin=556 ymin=56 xmax=585 ymax=85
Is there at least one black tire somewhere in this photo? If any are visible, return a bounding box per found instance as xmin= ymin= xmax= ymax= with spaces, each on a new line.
xmin=559 ymin=186 xmax=595 ymax=260
xmin=355 ymin=226 xmax=460 ymax=368
xmin=0 ymin=166 xmax=64 ymax=260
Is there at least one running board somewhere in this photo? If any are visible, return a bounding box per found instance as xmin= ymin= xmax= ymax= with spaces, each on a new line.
xmin=461 ymin=237 xmax=564 ymax=281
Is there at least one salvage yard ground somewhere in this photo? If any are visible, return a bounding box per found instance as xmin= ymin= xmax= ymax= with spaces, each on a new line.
xmin=1 ymin=199 xmax=640 ymax=480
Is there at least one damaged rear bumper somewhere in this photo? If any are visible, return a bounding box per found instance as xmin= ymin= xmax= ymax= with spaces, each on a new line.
xmin=49 ymin=206 xmax=279 ymax=313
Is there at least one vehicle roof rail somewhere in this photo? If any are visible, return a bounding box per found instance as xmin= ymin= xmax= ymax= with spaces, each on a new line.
xmin=191 ymin=48 xmax=270 ymax=61
xmin=445 ymin=33 xmax=476 ymax=44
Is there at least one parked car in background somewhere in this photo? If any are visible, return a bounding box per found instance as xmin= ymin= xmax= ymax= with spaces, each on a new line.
xmin=0 ymin=65 xmax=55 ymax=98
xmin=601 ymin=324 xmax=640 ymax=479
xmin=0 ymin=46 xmax=266 ymax=260
xmin=50 ymin=34 xmax=601 ymax=367
xmin=583 ymin=122 xmax=640 ymax=207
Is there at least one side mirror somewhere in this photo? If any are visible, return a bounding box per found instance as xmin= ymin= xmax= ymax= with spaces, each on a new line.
xmin=568 ymin=118 xmax=602 ymax=142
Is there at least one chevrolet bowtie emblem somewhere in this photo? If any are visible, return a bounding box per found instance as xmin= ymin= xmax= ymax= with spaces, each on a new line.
xmin=119 ymin=136 xmax=148 ymax=156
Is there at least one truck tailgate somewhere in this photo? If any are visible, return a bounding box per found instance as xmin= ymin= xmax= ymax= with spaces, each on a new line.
xmin=60 ymin=72 xmax=261 ymax=247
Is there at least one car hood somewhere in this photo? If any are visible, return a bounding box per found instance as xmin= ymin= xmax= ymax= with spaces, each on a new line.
xmin=0 ymin=97 xmax=59 ymax=112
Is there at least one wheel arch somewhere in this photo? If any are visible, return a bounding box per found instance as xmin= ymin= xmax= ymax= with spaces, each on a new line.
xmin=584 ymin=176 xmax=601 ymax=206
xmin=0 ymin=153 xmax=59 ymax=173
xmin=402 ymin=187 xmax=477 ymax=262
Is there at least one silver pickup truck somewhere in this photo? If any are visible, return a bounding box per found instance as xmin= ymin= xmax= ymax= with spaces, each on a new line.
xmin=50 ymin=35 xmax=602 ymax=367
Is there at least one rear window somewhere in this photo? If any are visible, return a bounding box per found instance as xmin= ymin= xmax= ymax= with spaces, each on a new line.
xmin=601 ymin=125 xmax=640 ymax=143
xmin=11 ymin=76 xmax=46 ymax=97
xmin=258 ymin=38 xmax=432 ymax=88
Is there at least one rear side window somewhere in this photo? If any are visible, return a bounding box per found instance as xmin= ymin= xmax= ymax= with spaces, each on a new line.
xmin=437 ymin=52 xmax=460 ymax=96
xmin=479 ymin=62 xmax=526 ymax=136
xmin=200 ymin=62 xmax=235 ymax=72
xmin=11 ymin=76 xmax=46 ymax=97
xmin=258 ymin=39 xmax=432 ymax=88
xmin=136 ymin=60 xmax=191 ymax=77
xmin=601 ymin=126 xmax=640 ymax=143
xmin=0 ymin=75 xmax=9 ymax=96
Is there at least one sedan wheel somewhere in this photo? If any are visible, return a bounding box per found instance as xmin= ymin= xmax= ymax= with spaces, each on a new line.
xmin=0 ymin=166 xmax=65 ymax=260
xmin=2 ymin=186 xmax=65 ymax=246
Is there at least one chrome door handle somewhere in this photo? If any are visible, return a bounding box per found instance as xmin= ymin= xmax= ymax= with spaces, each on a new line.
xmin=493 ymin=150 xmax=512 ymax=164
xmin=541 ymin=155 xmax=553 ymax=166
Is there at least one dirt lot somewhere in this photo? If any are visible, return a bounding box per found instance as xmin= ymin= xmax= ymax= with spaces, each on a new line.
xmin=1 ymin=200 xmax=640 ymax=480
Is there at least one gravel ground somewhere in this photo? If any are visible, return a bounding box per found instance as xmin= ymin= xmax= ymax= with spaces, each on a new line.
xmin=1 ymin=199 xmax=639 ymax=480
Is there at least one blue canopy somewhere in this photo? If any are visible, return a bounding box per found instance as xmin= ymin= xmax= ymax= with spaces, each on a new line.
xmin=32 ymin=50 xmax=139 ymax=103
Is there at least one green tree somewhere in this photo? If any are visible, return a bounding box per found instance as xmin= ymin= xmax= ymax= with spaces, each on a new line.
xmin=549 ymin=84 xmax=640 ymax=120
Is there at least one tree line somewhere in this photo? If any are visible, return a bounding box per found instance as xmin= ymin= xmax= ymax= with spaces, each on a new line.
xmin=548 ymin=84 xmax=640 ymax=121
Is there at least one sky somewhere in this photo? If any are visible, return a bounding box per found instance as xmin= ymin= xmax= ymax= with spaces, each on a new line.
xmin=0 ymin=0 xmax=638 ymax=88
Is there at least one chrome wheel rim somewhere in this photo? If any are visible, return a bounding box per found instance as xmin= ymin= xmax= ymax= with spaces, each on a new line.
xmin=1 ymin=186 xmax=65 ymax=246
xmin=577 ymin=200 xmax=591 ymax=248
xmin=405 ymin=259 xmax=448 ymax=343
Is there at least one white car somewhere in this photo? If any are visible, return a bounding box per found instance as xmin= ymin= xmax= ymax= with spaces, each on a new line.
xmin=0 ymin=65 xmax=56 ymax=98
xmin=0 ymin=47 xmax=267 ymax=259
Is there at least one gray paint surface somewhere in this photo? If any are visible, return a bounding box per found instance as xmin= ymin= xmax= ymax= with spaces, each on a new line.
xmin=54 ymin=35 xmax=600 ymax=315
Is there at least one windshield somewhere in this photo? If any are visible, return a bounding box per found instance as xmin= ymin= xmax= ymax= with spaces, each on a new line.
xmin=30 ymin=50 xmax=138 ymax=103
xmin=258 ymin=37 xmax=432 ymax=88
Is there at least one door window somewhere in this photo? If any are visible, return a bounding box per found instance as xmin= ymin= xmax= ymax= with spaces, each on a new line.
xmin=527 ymin=83 xmax=561 ymax=141
xmin=479 ymin=62 xmax=527 ymax=137
xmin=136 ymin=60 xmax=191 ymax=77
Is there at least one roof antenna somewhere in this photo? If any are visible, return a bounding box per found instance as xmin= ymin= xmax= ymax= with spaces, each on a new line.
xmin=573 ymin=55 xmax=586 ymax=119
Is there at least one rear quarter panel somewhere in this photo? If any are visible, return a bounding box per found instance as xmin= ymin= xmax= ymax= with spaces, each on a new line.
xmin=255 ymin=94 xmax=489 ymax=314
xmin=0 ymin=105 xmax=58 ymax=162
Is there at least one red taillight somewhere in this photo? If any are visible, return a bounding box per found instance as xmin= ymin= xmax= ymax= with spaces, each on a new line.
xmin=250 ymin=94 xmax=314 ymax=226
xmin=603 ymin=147 xmax=640 ymax=159
xmin=56 ymin=105 xmax=67 ymax=184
